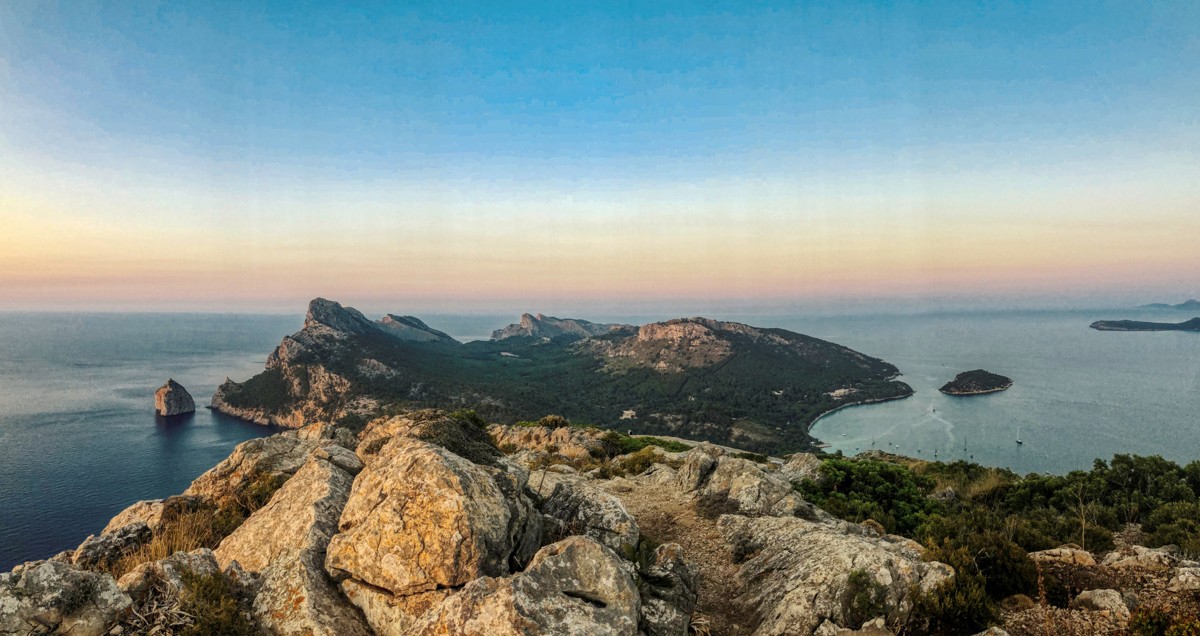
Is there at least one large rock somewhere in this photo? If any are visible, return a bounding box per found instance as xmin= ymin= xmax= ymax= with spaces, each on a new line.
xmin=1069 ymin=588 xmax=1131 ymax=621
xmin=215 ymin=454 xmax=354 ymax=572
xmin=718 ymin=515 xmax=953 ymax=636
xmin=541 ymin=480 xmax=640 ymax=552
xmin=638 ymin=543 xmax=698 ymax=636
xmin=154 ymin=378 xmax=195 ymax=416
xmin=185 ymin=434 xmax=319 ymax=503
xmin=116 ymin=548 xmax=221 ymax=603
xmin=0 ymin=560 xmax=131 ymax=636
xmin=326 ymin=436 xmax=541 ymax=596
xmin=674 ymin=444 xmax=725 ymax=492
xmin=101 ymin=494 xmax=206 ymax=534
xmin=357 ymin=410 xmax=504 ymax=468
xmin=1100 ymin=544 xmax=1179 ymax=570
xmin=339 ymin=581 xmax=452 ymax=636
xmin=1030 ymin=545 xmax=1096 ymax=567
xmin=410 ymin=536 xmax=641 ymax=636
xmin=253 ymin=548 xmax=372 ymax=636
xmin=71 ymin=522 xmax=151 ymax=569
xmin=489 ymin=423 xmax=609 ymax=460
xmin=700 ymin=456 xmax=809 ymax=517
xmin=1169 ymin=567 xmax=1200 ymax=592
xmin=780 ymin=453 xmax=825 ymax=484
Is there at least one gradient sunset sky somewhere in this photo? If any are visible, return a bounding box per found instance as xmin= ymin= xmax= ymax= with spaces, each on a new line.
xmin=1 ymin=1 xmax=1197 ymax=313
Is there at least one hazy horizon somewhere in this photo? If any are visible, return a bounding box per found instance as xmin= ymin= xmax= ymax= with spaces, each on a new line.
xmin=3 ymin=2 xmax=1198 ymax=311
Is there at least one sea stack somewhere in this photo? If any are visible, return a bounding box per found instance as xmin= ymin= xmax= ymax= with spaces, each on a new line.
xmin=155 ymin=379 xmax=196 ymax=416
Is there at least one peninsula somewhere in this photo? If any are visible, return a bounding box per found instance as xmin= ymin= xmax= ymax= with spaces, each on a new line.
xmin=939 ymin=370 xmax=1013 ymax=395
xmin=1090 ymin=317 xmax=1200 ymax=332
xmin=209 ymin=298 xmax=913 ymax=454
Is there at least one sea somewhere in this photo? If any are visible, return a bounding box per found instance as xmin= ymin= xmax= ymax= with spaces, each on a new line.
xmin=1 ymin=307 xmax=1198 ymax=569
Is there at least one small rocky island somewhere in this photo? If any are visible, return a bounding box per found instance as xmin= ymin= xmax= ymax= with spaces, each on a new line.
xmin=1090 ymin=317 xmax=1200 ymax=332
xmin=939 ymin=369 xmax=1013 ymax=396
xmin=154 ymin=379 xmax=195 ymax=416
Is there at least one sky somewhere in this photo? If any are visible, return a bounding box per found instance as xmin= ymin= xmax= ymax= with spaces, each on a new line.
xmin=1 ymin=1 xmax=1198 ymax=314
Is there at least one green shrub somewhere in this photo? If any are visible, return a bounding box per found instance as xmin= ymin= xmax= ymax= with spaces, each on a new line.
xmin=909 ymin=541 xmax=998 ymax=635
xmin=844 ymin=569 xmax=888 ymax=629
xmin=695 ymin=490 xmax=741 ymax=520
xmin=178 ymin=569 xmax=257 ymax=636
xmin=732 ymin=451 xmax=769 ymax=464
xmin=1143 ymin=501 xmax=1200 ymax=557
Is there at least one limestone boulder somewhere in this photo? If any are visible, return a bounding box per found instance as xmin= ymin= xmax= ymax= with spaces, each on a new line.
xmin=718 ymin=515 xmax=953 ymax=636
xmin=116 ymin=548 xmax=221 ymax=603
xmin=780 ymin=452 xmax=825 ymax=484
xmin=252 ymin=548 xmax=372 ymax=636
xmin=101 ymin=495 xmax=205 ymax=534
xmin=325 ymin=436 xmax=541 ymax=596
xmin=540 ymin=480 xmax=640 ymax=552
xmin=71 ymin=522 xmax=151 ymax=570
xmin=357 ymin=410 xmax=504 ymax=468
xmin=674 ymin=444 xmax=724 ymax=492
xmin=297 ymin=420 xmax=359 ymax=450
xmin=1169 ymin=567 xmax=1200 ymax=592
xmin=410 ymin=536 xmax=641 ymax=636
xmin=488 ymin=423 xmax=609 ymax=460
xmin=700 ymin=456 xmax=808 ymax=517
xmin=1069 ymin=588 xmax=1131 ymax=621
xmin=339 ymin=581 xmax=452 ymax=636
xmin=1030 ymin=546 xmax=1096 ymax=567
xmin=215 ymin=454 xmax=354 ymax=572
xmin=185 ymin=434 xmax=318 ymax=503
xmin=1100 ymin=544 xmax=1179 ymax=569
xmin=0 ymin=560 xmax=130 ymax=636
xmin=154 ymin=378 xmax=195 ymax=416
xmin=637 ymin=543 xmax=698 ymax=636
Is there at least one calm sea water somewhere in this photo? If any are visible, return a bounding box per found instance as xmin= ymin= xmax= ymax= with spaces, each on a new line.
xmin=1 ymin=308 xmax=1197 ymax=569
xmin=0 ymin=313 xmax=300 ymax=570
xmin=799 ymin=309 xmax=1200 ymax=475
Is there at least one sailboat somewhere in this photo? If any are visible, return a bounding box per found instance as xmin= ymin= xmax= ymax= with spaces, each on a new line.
xmin=1016 ymin=426 xmax=1023 ymax=445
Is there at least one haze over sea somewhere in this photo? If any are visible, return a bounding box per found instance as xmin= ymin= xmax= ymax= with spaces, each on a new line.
xmin=1 ymin=306 xmax=1198 ymax=569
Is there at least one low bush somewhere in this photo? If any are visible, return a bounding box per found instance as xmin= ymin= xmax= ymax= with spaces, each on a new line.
xmin=178 ymin=569 xmax=257 ymax=636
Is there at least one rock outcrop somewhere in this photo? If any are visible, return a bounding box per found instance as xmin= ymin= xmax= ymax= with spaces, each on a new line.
xmin=718 ymin=514 xmax=953 ymax=635
xmin=1030 ymin=545 xmax=1097 ymax=566
xmin=409 ymin=536 xmax=642 ymax=636
xmin=0 ymin=560 xmax=131 ymax=636
xmin=326 ymin=436 xmax=541 ymax=596
xmin=154 ymin=378 xmax=195 ymax=416
xmin=540 ymin=480 xmax=640 ymax=553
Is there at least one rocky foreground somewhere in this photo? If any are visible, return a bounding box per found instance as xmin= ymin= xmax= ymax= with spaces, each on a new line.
xmin=3 ymin=414 xmax=1198 ymax=635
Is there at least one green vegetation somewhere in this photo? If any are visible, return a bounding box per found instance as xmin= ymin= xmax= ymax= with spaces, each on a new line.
xmin=220 ymin=367 xmax=293 ymax=411
xmin=843 ymin=569 xmax=890 ymax=629
xmin=1129 ymin=607 xmax=1200 ymax=636
xmin=178 ymin=569 xmax=257 ymax=636
xmin=797 ymin=453 xmax=1200 ymax=628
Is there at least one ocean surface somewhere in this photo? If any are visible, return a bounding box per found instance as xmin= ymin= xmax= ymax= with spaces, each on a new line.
xmin=0 ymin=313 xmax=301 ymax=570
xmin=1 ymin=307 xmax=1198 ymax=569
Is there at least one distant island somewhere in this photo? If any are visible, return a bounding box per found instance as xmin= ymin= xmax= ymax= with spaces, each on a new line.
xmin=1138 ymin=299 xmax=1200 ymax=310
xmin=939 ymin=369 xmax=1013 ymax=395
xmin=1090 ymin=317 xmax=1200 ymax=332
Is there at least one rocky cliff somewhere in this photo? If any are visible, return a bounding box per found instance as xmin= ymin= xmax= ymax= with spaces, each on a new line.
xmin=209 ymin=298 xmax=911 ymax=454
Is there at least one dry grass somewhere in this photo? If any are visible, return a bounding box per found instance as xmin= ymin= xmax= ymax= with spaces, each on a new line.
xmin=101 ymin=507 xmax=230 ymax=580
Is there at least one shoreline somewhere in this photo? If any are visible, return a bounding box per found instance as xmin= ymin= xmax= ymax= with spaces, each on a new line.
xmin=807 ymin=391 xmax=914 ymax=437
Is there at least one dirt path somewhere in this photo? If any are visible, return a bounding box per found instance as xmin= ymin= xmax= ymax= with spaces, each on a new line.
xmin=600 ymin=480 xmax=757 ymax=636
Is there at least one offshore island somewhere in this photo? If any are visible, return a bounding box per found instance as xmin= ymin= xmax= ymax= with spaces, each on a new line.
xmin=1090 ymin=317 xmax=1200 ymax=332
xmin=938 ymin=369 xmax=1013 ymax=395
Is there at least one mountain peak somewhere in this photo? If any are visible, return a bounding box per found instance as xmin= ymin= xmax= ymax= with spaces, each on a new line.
xmin=304 ymin=298 xmax=375 ymax=336
xmin=493 ymin=314 xmax=632 ymax=340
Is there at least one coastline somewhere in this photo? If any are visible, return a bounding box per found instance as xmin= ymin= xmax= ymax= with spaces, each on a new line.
xmin=807 ymin=391 xmax=914 ymax=440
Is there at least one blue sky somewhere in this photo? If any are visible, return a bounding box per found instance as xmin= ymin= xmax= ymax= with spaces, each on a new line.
xmin=1 ymin=1 xmax=1198 ymax=312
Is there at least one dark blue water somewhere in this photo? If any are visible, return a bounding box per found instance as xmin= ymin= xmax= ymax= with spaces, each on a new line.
xmin=0 ymin=313 xmax=300 ymax=570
